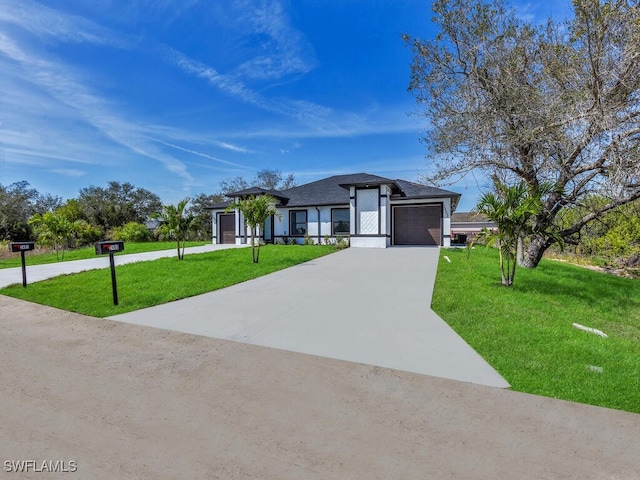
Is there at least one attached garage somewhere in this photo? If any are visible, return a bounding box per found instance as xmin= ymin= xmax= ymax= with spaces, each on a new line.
xmin=393 ymin=205 xmax=441 ymax=245
xmin=218 ymin=213 xmax=236 ymax=244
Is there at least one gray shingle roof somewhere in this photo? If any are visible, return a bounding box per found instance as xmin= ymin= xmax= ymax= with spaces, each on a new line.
xmin=225 ymin=186 xmax=288 ymax=200
xmin=206 ymin=173 xmax=460 ymax=210
xmin=392 ymin=179 xmax=460 ymax=200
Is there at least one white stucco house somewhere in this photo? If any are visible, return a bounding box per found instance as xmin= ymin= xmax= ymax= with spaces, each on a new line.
xmin=206 ymin=173 xmax=460 ymax=248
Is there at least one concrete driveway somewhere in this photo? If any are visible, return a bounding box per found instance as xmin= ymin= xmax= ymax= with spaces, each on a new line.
xmin=109 ymin=247 xmax=509 ymax=388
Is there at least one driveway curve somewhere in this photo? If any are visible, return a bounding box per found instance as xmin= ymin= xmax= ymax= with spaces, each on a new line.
xmin=109 ymin=247 xmax=509 ymax=388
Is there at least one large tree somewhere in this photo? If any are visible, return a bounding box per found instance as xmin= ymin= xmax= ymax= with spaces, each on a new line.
xmin=77 ymin=181 xmax=162 ymax=232
xmin=0 ymin=181 xmax=61 ymax=241
xmin=219 ymin=168 xmax=296 ymax=195
xmin=405 ymin=0 xmax=640 ymax=267
xmin=190 ymin=193 xmax=224 ymax=240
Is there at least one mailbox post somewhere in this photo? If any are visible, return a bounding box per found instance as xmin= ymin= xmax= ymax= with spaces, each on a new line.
xmin=95 ymin=241 xmax=125 ymax=305
xmin=9 ymin=242 xmax=35 ymax=287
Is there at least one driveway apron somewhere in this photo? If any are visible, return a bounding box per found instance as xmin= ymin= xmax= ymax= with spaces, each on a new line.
xmin=109 ymin=247 xmax=509 ymax=388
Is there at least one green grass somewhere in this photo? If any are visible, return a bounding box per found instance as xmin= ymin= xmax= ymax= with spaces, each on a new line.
xmin=433 ymin=247 xmax=640 ymax=414
xmin=0 ymin=241 xmax=207 ymax=269
xmin=0 ymin=245 xmax=336 ymax=317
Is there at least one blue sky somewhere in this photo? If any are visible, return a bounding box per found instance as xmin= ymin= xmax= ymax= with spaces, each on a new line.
xmin=0 ymin=0 xmax=571 ymax=211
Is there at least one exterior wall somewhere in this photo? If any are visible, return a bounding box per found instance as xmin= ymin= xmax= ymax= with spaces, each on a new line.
xmin=211 ymin=213 xmax=218 ymax=244
xmin=235 ymin=207 xmax=246 ymax=245
xmin=305 ymin=207 xmax=332 ymax=242
xmin=442 ymin=198 xmax=452 ymax=247
xmin=350 ymin=236 xmax=387 ymax=248
xmin=349 ymin=187 xmax=356 ymax=236
xmin=272 ymin=206 xmax=345 ymax=244
xmin=349 ymin=185 xmax=389 ymax=248
xmin=381 ymin=185 xmax=391 ymax=247
xmin=356 ymin=188 xmax=379 ymax=235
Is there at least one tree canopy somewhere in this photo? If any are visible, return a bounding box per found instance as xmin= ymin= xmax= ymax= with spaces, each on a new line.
xmin=405 ymin=0 xmax=640 ymax=267
xmin=0 ymin=181 xmax=62 ymax=241
xmin=219 ymin=168 xmax=296 ymax=195
xmin=77 ymin=181 xmax=162 ymax=232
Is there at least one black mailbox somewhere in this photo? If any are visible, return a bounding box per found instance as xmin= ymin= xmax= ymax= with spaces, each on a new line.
xmin=9 ymin=242 xmax=35 ymax=253
xmin=95 ymin=241 xmax=125 ymax=255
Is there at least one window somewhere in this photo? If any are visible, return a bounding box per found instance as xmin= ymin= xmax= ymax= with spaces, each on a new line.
xmin=332 ymin=208 xmax=350 ymax=235
xmin=290 ymin=210 xmax=307 ymax=236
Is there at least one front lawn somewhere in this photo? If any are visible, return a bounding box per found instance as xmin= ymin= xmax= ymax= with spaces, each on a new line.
xmin=432 ymin=247 xmax=640 ymax=414
xmin=0 ymin=241 xmax=208 ymax=269
xmin=0 ymin=245 xmax=336 ymax=317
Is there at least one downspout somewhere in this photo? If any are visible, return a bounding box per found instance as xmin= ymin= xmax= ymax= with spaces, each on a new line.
xmin=316 ymin=207 xmax=321 ymax=244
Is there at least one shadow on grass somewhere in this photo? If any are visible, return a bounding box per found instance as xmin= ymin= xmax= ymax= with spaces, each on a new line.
xmin=520 ymin=259 xmax=640 ymax=313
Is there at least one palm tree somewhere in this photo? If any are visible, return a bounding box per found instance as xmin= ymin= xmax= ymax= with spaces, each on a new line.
xmin=154 ymin=198 xmax=200 ymax=260
xmin=474 ymin=182 xmax=542 ymax=286
xmin=225 ymin=195 xmax=280 ymax=263
xmin=28 ymin=212 xmax=77 ymax=261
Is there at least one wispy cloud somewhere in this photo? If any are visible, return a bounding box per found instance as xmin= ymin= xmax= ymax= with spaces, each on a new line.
xmin=232 ymin=0 xmax=317 ymax=80
xmin=148 ymin=138 xmax=247 ymax=169
xmin=0 ymin=13 xmax=193 ymax=186
xmin=0 ymin=0 xmax=131 ymax=47
xmin=50 ymin=168 xmax=86 ymax=177
xmin=215 ymin=141 xmax=251 ymax=153
xmin=0 ymin=0 xmax=373 ymax=142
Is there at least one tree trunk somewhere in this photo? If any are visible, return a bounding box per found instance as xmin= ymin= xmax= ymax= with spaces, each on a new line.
xmin=516 ymin=235 xmax=524 ymax=266
xmin=251 ymin=229 xmax=257 ymax=263
xmin=520 ymin=234 xmax=550 ymax=268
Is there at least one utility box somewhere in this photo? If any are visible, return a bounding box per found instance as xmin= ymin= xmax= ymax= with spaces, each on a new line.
xmin=9 ymin=242 xmax=35 ymax=252
xmin=95 ymin=241 xmax=125 ymax=255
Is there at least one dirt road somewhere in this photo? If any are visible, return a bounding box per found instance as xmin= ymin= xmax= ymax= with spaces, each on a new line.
xmin=1 ymin=295 xmax=638 ymax=479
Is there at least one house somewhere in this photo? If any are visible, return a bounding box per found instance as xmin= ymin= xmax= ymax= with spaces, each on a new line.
xmin=450 ymin=212 xmax=497 ymax=244
xmin=206 ymin=173 xmax=460 ymax=248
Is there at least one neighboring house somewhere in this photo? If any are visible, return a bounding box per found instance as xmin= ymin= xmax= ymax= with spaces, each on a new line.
xmin=206 ymin=173 xmax=460 ymax=248
xmin=450 ymin=212 xmax=497 ymax=244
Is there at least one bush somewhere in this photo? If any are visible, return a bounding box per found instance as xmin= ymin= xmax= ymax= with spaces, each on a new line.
xmin=74 ymin=221 xmax=102 ymax=246
xmin=336 ymin=236 xmax=349 ymax=250
xmin=112 ymin=222 xmax=152 ymax=242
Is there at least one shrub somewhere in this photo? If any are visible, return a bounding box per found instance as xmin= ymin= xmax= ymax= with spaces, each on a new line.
xmin=336 ymin=236 xmax=349 ymax=250
xmin=112 ymin=222 xmax=152 ymax=242
xmin=74 ymin=221 xmax=102 ymax=246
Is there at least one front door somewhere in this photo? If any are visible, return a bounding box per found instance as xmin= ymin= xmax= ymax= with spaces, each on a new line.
xmin=219 ymin=213 xmax=236 ymax=244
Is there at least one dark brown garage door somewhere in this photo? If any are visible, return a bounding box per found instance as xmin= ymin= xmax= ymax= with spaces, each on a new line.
xmin=394 ymin=205 xmax=441 ymax=245
xmin=219 ymin=213 xmax=236 ymax=244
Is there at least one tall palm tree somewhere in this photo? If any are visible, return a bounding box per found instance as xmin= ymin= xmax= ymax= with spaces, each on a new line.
xmin=154 ymin=198 xmax=200 ymax=260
